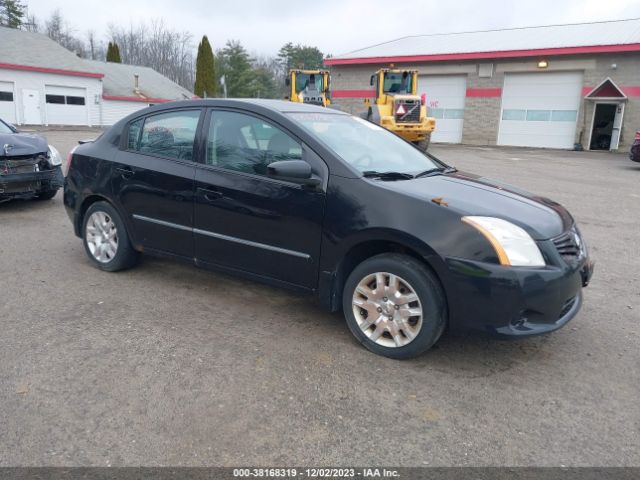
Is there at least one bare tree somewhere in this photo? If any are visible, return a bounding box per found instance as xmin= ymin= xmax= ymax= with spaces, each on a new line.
xmin=108 ymin=19 xmax=194 ymax=89
xmin=45 ymin=9 xmax=87 ymax=57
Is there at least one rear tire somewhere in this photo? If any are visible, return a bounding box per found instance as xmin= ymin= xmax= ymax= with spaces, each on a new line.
xmin=342 ymin=253 xmax=446 ymax=359
xmin=82 ymin=201 xmax=139 ymax=272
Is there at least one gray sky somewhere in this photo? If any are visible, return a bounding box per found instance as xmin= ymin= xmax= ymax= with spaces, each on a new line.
xmin=25 ymin=0 xmax=640 ymax=57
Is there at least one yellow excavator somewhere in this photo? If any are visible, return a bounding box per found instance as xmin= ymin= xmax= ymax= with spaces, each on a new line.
xmin=286 ymin=69 xmax=332 ymax=107
xmin=363 ymin=69 xmax=436 ymax=151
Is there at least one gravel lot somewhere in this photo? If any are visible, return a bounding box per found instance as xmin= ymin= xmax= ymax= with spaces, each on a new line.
xmin=1 ymin=128 xmax=639 ymax=467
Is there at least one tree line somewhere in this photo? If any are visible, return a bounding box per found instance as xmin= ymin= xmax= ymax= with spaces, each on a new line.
xmin=0 ymin=1 xmax=326 ymax=99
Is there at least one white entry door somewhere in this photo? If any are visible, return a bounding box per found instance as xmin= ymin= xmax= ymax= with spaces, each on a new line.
xmin=610 ymin=103 xmax=625 ymax=151
xmin=418 ymin=75 xmax=467 ymax=143
xmin=22 ymin=89 xmax=42 ymax=125
xmin=498 ymin=72 xmax=582 ymax=149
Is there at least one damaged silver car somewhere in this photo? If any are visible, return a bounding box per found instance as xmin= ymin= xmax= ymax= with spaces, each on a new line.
xmin=0 ymin=118 xmax=63 ymax=202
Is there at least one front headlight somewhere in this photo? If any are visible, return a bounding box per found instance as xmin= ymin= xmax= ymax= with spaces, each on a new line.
xmin=462 ymin=216 xmax=545 ymax=267
xmin=47 ymin=145 xmax=62 ymax=166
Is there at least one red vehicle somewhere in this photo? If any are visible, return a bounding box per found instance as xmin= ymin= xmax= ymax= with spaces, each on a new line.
xmin=631 ymin=131 xmax=640 ymax=163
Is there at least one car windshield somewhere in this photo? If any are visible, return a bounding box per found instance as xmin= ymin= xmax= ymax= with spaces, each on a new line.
xmin=289 ymin=113 xmax=442 ymax=175
xmin=295 ymin=73 xmax=324 ymax=94
xmin=0 ymin=120 xmax=13 ymax=134
xmin=383 ymin=72 xmax=412 ymax=94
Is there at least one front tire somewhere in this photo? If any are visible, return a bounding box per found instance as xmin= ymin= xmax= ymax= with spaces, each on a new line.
xmin=34 ymin=188 xmax=58 ymax=200
xmin=342 ymin=253 xmax=446 ymax=359
xmin=82 ymin=201 xmax=139 ymax=272
xmin=416 ymin=133 xmax=431 ymax=152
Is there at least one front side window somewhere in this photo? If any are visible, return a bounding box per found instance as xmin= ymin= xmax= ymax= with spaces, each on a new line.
xmin=136 ymin=110 xmax=201 ymax=161
xmin=206 ymin=111 xmax=302 ymax=176
xmin=290 ymin=112 xmax=441 ymax=175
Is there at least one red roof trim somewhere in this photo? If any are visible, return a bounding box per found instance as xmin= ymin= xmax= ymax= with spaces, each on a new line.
xmin=0 ymin=62 xmax=104 ymax=78
xmin=622 ymin=86 xmax=640 ymax=97
xmin=466 ymin=87 xmax=502 ymax=97
xmin=103 ymin=95 xmax=173 ymax=104
xmin=331 ymin=89 xmax=376 ymax=98
xmin=324 ymin=43 xmax=640 ymax=65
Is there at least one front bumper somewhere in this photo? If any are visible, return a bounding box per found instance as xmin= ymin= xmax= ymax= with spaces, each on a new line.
xmin=379 ymin=116 xmax=436 ymax=142
xmin=0 ymin=166 xmax=63 ymax=198
xmin=444 ymin=254 xmax=594 ymax=337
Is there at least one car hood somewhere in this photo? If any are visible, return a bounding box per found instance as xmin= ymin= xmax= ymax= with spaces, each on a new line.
xmin=380 ymin=171 xmax=573 ymax=240
xmin=0 ymin=132 xmax=48 ymax=158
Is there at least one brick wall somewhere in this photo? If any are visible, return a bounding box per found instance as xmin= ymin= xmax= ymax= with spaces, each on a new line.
xmin=329 ymin=52 xmax=640 ymax=150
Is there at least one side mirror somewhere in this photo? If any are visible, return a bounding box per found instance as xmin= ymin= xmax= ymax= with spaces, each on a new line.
xmin=369 ymin=75 xmax=375 ymax=86
xmin=285 ymin=78 xmax=291 ymax=87
xmin=8 ymin=123 xmax=18 ymax=133
xmin=267 ymin=160 xmax=321 ymax=187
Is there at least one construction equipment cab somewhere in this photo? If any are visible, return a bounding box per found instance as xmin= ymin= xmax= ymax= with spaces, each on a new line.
xmin=286 ymin=69 xmax=332 ymax=107
xmin=364 ymin=69 xmax=436 ymax=151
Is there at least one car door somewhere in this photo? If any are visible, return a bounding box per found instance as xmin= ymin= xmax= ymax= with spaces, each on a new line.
xmin=193 ymin=108 xmax=327 ymax=289
xmin=112 ymin=108 xmax=203 ymax=258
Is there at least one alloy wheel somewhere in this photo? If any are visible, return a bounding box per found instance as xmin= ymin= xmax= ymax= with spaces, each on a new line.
xmin=352 ymin=272 xmax=423 ymax=348
xmin=85 ymin=211 xmax=119 ymax=263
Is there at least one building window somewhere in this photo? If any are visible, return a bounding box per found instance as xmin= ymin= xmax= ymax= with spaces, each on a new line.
xmin=0 ymin=91 xmax=13 ymax=102
xmin=526 ymin=110 xmax=552 ymax=122
xmin=66 ymin=96 xmax=86 ymax=106
xmin=46 ymin=94 xmax=65 ymax=104
xmin=503 ymin=109 xmax=578 ymax=123
xmin=551 ymin=110 xmax=578 ymax=122
xmin=502 ymin=109 xmax=526 ymax=121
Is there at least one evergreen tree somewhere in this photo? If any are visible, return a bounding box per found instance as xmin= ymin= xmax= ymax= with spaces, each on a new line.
xmin=194 ymin=35 xmax=216 ymax=98
xmin=0 ymin=0 xmax=26 ymax=28
xmin=217 ymin=40 xmax=254 ymax=98
xmin=247 ymin=66 xmax=277 ymax=99
xmin=106 ymin=41 xmax=121 ymax=63
xmin=277 ymin=43 xmax=324 ymax=74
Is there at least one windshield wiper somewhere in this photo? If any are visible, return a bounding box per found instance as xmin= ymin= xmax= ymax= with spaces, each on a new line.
xmin=362 ymin=171 xmax=415 ymax=180
xmin=414 ymin=166 xmax=457 ymax=179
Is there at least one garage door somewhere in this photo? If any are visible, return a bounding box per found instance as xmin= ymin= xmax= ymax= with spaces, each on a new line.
xmin=0 ymin=81 xmax=17 ymax=124
xmin=45 ymin=85 xmax=87 ymax=126
xmin=418 ymin=75 xmax=466 ymax=143
xmin=498 ymin=72 xmax=582 ymax=149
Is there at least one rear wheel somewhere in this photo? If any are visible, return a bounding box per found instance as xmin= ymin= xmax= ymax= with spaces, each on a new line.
xmin=342 ymin=253 xmax=446 ymax=359
xmin=82 ymin=201 xmax=139 ymax=272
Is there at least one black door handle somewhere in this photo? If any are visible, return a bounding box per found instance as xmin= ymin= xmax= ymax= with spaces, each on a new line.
xmin=116 ymin=166 xmax=134 ymax=179
xmin=198 ymin=187 xmax=223 ymax=202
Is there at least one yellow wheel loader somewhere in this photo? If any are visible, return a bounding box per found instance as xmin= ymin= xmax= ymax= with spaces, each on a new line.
xmin=363 ymin=69 xmax=436 ymax=151
xmin=286 ymin=69 xmax=332 ymax=107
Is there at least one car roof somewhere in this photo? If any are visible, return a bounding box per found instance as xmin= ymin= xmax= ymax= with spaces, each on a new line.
xmin=149 ymin=98 xmax=348 ymax=115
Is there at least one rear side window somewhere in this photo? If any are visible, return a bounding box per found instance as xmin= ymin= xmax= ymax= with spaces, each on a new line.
xmin=0 ymin=91 xmax=13 ymax=102
xmin=130 ymin=110 xmax=201 ymax=161
xmin=127 ymin=118 xmax=143 ymax=150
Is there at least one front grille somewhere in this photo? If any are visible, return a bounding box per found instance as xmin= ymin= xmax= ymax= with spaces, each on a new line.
xmin=559 ymin=296 xmax=577 ymax=319
xmin=0 ymin=155 xmax=44 ymax=176
xmin=552 ymin=227 xmax=584 ymax=263
xmin=395 ymin=100 xmax=421 ymax=123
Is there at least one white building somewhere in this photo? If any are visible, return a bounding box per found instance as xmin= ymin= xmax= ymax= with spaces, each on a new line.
xmin=0 ymin=26 xmax=194 ymax=127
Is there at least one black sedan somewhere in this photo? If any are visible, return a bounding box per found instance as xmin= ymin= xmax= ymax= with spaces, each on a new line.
xmin=631 ymin=131 xmax=640 ymax=162
xmin=63 ymin=99 xmax=594 ymax=359
xmin=0 ymin=118 xmax=63 ymax=202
